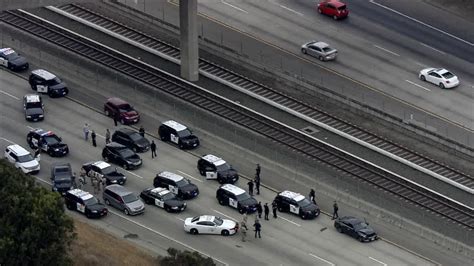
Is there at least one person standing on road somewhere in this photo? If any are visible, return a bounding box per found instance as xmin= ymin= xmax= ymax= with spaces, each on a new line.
xmin=105 ymin=129 xmax=111 ymax=144
xmin=264 ymin=203 xmax=270 ymax=220
xmin=83 ymin=123 xmax=90 ymax=141
xmin=272 ymin=200 xmax=278 ymax=219
xmin=139 ymin=125 xmax=145 ymax=137
xmin=309 ymin=188 xmax=316 ymax=204
xmin=91 ymin=130 xmax=97 ymax=147
xmin=150 ymin=140 xmax=157 ymax=158
xmin=254 ymin=174 xmax=261 ymax=195
xmin=113 ymin=115 xmax=118 ymax=127
xmin=71 ymin=172 xmax=77 ymax=188
xmin=241 ymin=219 xmax=248 ymax=242
xmin=332 ymin=201 xmax=339 ymax=220
xmin=256 ymin=201 xmax=263 ymax=219
xmin=255 ymin=163 xmax=261 ymax=179
xmin=253 ymin=219 xmax=262 ymax=238
xmin=247 ymin=180 xmax=254 ymax=196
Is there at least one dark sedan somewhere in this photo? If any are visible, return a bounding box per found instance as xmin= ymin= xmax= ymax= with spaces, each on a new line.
xmin=334 ymin=216 xmax=378 ymax=242
xmin=51 ymin=162 xmax=73 ymax=195
xmin=112 ymin=128 xmax=150 ymax=153
xmin=102 ymin=142 xmax=142 ymax=170
xmin=140 ymin=187 xmax=187 ymax=213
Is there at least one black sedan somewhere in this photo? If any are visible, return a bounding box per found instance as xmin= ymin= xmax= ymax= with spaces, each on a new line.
xmin=334 ymin=216 xmax=378 ymax=242
xmin=102 ymin=142 xmax=142 ymax=170
xmin=112 ymin=128 xmax=150 ymax=153
xmin=140 ymin=187 xmax=187 ymax=213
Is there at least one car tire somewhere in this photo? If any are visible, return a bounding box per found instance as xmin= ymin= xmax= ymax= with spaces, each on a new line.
xmin=178 ymin=142 xmax=184 ymax=149
xmin=190 ymin=228 xmax=198 ymax=235
xmin=318 ymin=56 xmax=324 ymax=61
xmin=199 ymin=169 xmax=205 ymax=176
xmin=66 ymin=202 xmax=74 ymax=210
xmin=132 ymin=146 xmax=138 ymax=153
xmin=221 ymin=230 xmax=230 ymax=236
xmin=301 ymin=213 xmax=306 ymax=219
xmin=123 ymin=163 xmax=129 ymax=170
xmin=160 ymin=134 xmax=166 ymax=141
xmin=335 ymin=225 xmax=343 ymax=233
xmin=165 ymin=206 xmax=171 ymax=212
xmin=318 ymin=8 xmax=322 ymax=14
xmin=439 ymin=83 xmax=445 ymax=89
xmin=333 ymin=15 xmax=338 ymax=20
xmin=105 ymin=109 xmax=110 ymax=116
xmin=120 ymin=118 xmax=125 ymax=125
xmin=105 ymin=199 xmax=111 ymax=205
xmin=85 ymin=212 xmax=91 ymax=218
xmin=238 ymin=208 xmax=245 ymax=214
xmin=218 ymin=198 xmax=225 ymax=205
xmin=420 ymin=75 xmax=426 ymax=81
xmin=124 ymin=208 xmax=130 ymax=215
xmin=278 ymin=206 xmax=284 ymax=212
xmin=104 ymin=156 xmax=109 ymax=162
xmin=301 ymin=48 xmax=307 ymax=54
xmin=357 ymin=236 xmax=364 ymax=242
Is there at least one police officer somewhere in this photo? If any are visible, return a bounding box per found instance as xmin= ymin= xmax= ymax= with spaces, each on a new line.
xmin=309 ymin=188 xmax=316 ymax=204
xmin=241 ymin=220 xmax=248 ymax=242
xmin=150 ymin=140 xmax=157 ymax=158
xmin=256 ymin=201 xmax=263 ymax=219
xmin=247 ymin=180 xmax=254 ymax=196
xmin=255 ymin=174 xmax=261 ymax=195
xmin=332 ymin=201 xmax=339 ymax=220
xmin=264 ymin=203 xmax=270 ymax=220
xmin=272 ymin=200 xmax=278 ymax=219
xmin=139 ymin=125 xmax=145 ymax=137
xmin=253 ymin=219 xmax=262 ymax=238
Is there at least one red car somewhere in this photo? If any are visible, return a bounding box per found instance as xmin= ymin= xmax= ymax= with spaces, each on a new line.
xmin=104 ymin=97 xmax=140 ymax=124
xmin=317 ymin=0 xmax=349 ymax=20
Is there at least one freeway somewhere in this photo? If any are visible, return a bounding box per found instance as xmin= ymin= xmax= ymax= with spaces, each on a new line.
xmin=0 ymin=70 xmax=440 ymax=265
xmin=196 ymin=0 xmax=474 ymax=130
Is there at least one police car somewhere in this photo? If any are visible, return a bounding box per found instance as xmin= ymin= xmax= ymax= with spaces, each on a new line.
xmin=26 ymin=128 xmax=69 ymax=157
xmin=29 ymin=69 xmax=68 ymax=97
xmin=158 ymin=120 xmax=200 ymax=149
xmin=65 ymin=189 xmax=108 ymax=218
xmin=216 ymin=184 xmax=258 ymax=214
xmin=23 ymin=94 xmax=44 ymax=122
xmin=140 ymin=187 xmax=187 ymax=213
xmin=81 ymin=161 xmax=127 ymax=185
xmin=184 ymin=215 xmax=238 ymax=236
xmin=273 ymin=190 xmax=320 ymax=219
xmin=197 ymin=154 xmax=239 ymax=184
xmin=4 ymin=144 xmax=40 ymax=174
xmin=153 ymin=171 xmax=199 ymax=199
xmin=0 ymin=47 xmax=29 ymax=71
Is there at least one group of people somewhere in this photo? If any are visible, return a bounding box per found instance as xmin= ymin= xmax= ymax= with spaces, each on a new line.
xmin=247 ymin=164 xmax=261 ymax=196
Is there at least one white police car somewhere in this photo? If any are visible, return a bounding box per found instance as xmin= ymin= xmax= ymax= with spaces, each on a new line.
xmin=4 ymin=144 xmax=40 ymax=174
xmin=29 ymin=69 xmax=68 ymax=97
xmin=23 ymin=94 xmax=44 ymax=122
xmin=184 ymin=215 xmax=238 ymax=236
xmin=0 ymin=47 xmax=29 ymax=71
xmin=216 ymin=184 xmax=258 ymax=214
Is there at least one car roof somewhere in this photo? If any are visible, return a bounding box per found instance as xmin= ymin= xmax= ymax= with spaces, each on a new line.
xmin=162 ymin=120 xmax=187 ymax=131
xmin=106 ymin=142 xmax=127 ymax=149
xmin=6 ymin=144 xmax=30 ymax=156
xmin=24 ymin=94 xmax=41 ymax=103
xmin=116 ymin=127 xmax=136 ymax=135
xmin=324 ymin=0 xmax=346 ymax=7
xmin=68 ymin=189 xmax=94 ymax=201
xmin=220 ymin=184 xmax=245 ymax=195
xmin=0 ymin=47 xmax=16 ymax=55
xmin=105 ymin=184 xmax=130 ymax=195
xmin=31 ymin=69 xmax=57 ymax=80
xmin=198 ymin=215 xmax=216 ymax=222
xmin=92 ymin=161 xmax=111 ymax=169
xmin=52 ymin=162 xmax=71 ymax=168
xmin=434 ymin=68 xmax=449 ymax=75
xmin=313 ymin=42 xmax=330 ymax=49
xmin=151 ymin=187 xmax=171 ymax=196
xmin=279 ymin=190 xmax=305 ymax=201
xmin=106 ymin=97 xmax=130 ymax=106
xmin=158 ymin=171 xmax=184 ymax=182
xmin=339 ymin=216 xmax=361 ymax=223
xmin=30 ymin=128 xmax=54 ymax=136
xmin=202 ymin=154 xmax=226 ymax=166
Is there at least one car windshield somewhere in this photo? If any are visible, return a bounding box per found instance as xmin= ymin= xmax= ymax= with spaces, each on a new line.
xmin=25 ymin=101 xmax=42 ymax=108
xmin=45 ymin=77 xmax=62 ymax=86
xmin=216 ymin=163 xmax=231 ymax=172
xmin=175 ymin=179 xmax=190 ymax=187
xmin=161 ymin=192 xmax=175 ymax=201
xmin=17 ymin=154 xmax=35 ymax=163
xmin=83 ymin=197 xmax=99 ymax=206
xmin=101 ymin=166 xmax=115 ymax=175
xmin=191 ymin=216 xmax=200 ymax=223
xmin=177 ymin=129 xmax=192 ymax=138
xmin=322 ymin=47 xmax=332 ymax=52
xmin=338 ymin=5 xmax=346 ymax=11
xmin=44 ymin=135 xmax=61 ymax=145
xmin=442 ymin=72 xmax=455 ymax=79
xmin=118 ymin=148 xmax=135 ymax=158
xmin=122 ymin=193 xmax=138 ymax=203
xmin=54 ymin=179 xmax=71 ymax=185
xmin=235 ymin=192 xmax=251 ymax=201
xmin=118 ymin=104 xmax=133 ymax=113
xmin=353 ymin=221 xmax=369 ymax=231
xmin=129 ymin=133 xmax=142 ymax=141
xmin=296 ymin=197 xmax=312 ymax=207
xmin=213 ymin=217 xmax=224 ymax=226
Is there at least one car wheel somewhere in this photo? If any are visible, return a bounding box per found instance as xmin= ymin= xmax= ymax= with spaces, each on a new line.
xmin=278 ymin=206 xmax=284 ymax=212
xmin=178 ymin=142 xmax=184 ymax=149
xmin=104 ymin=156 xmax=109 ymax=162
xmin=124 ymin=208 xmax=130 ymax=215
xmin=317 ymin=8 xmax=322 ymax=14
xmin=66 ymin=203 xmax=74 ymax=210
xmin=105 ymin=199 xmax=111 ymax=205
xmin=318 ymin=56 xmax=324 ymax=61
xmin=301 ymin=48 xmax=307 ymax=54
xmin=420 ymin=75 xmax=426 ymax=81
xmin=199 ymin=169 xmax=205 ymax=176
xmin=218 ymin=178 xmax=225 ymax=184
xmin=221 ymin=230 xmax=230 ymax=236
xmin=123 ymin=163 xmax=129 ymax=170
xmin=335 ymin=225 xmax=343 ymax=233
xmin=105 ymin=109 xmax=110 ymax=116
xmin=439 ymin=83 xmax=445 ymax=89
xmin=85 ymin=212 xmax=91 ymax=218
xmin=357 ymin=236 xmax=364 ymax=242
xmin=218 ymin=198 xmax=225 ymax=205
xmin=165 ymin=206 xmax=171 ymax=212
xmin=190 ymin=228 xmax=199 ymax=235
xmin=132 ymin=146 xmax=138 ymax=153
xmin=333 ymin=15 xmax=338 ymax=20
xmin=301 ymin=213 xmax=306 ymax=219
xmin=120 ymin=118 xmax=125 ymax=124
xmin=238 ymin=208 xmax=245 ymax=214
xmin=160 ymin=134 xmax=166 ymax=141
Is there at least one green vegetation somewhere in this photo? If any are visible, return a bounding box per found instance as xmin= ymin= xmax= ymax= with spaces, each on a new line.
xmin=158 ymin=248 xmax=216 ymax=266
xmin=0 ymin=159 xmax=75 ymax=265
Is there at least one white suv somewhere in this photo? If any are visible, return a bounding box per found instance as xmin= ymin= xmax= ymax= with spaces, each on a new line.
xmin=4 ymin=144 xmax=40 ymax=174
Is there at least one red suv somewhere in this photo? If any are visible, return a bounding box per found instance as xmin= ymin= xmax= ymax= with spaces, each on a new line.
xmin=317 ymin=0 xmax=349 ymax=20
xmin=104 ymin=97 xmax=140 ymax=124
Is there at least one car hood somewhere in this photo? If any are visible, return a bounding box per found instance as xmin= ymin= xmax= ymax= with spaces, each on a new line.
xmin=180 ymin=183 xmax=199 ymax=193
xmin=358 ymin=227 xmax=376 ymax=236
xmin=301 ymin=203 xmax=319 ymax=212
xmin=104 ymin=172 xmax=126 ymax=180
xmin=123 ymin=111 xmax=139 ymax=117
xmin=50 ymin=143 xmax=68 ymax=150
xmin=135 ymin=138 xmax=150 ymax=147
xmin=217 ymin=169 xmax=238 ymax=178
xmin=181 ymin=135 xmax=199 ymax=143
xmin=25 ymin=108 xmax=44 ymax=115
xmin=10 ymin=56 xmax=27 ymax=66
xmin=240 ymin=197 xmax=258 ymax=207
xmin=54 ymin=180 xmax=72 ymax=189
xmin=20 ymin=159 xmax=39 ymax=168
xmin=124 ymin=154 xmax=141 ymax=162
xmin=166 ymin=199 xmax=185 ymax=207
xmin=88 ymin=203 xmax=107 ymax=212
xmin=126 ymin=199 xmax=144 ymax=210
xmin=49 ymin=82 xmax=67 ymax=91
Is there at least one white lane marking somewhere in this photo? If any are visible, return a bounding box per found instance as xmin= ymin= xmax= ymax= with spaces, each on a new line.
xmin=177 ymin=170 xmax=204 ymax=183
xmin=95 ymin=133 xmax=105 ymax=139
xmin=0 ymin=90 xmax=20 ymax=100
xmin=0 ymin=137 xmax=15 ymax=144
xmin=415 ymin=62 xmax=427 ymax=67
xmin=213 ymin=209 xmax=238 ymax=221
xmin=120 ymin=168 xmax=143 ymax=179
xmin=279 ymin=4 xmax=304 ymax=16
xmin=419 ymin=42 xmax=446 ymax=55
xmin=406 ymin=80 xmax=431 ymax=91
xmin=369 ymin=0 xmax=474 ymax=46
xmin=309 ymin=253 xmax=335 ymax=266
xmin=221 ymin=0 xmax=248 ymax=13
xmin=176 ymin=217 xmax=185 ymax=222
xmin=110 ymin=210 xmax=229 ymax=266
xmin=279 ymin=216 xmax=301 ymax=227
xmin=373 ymin=44 xmax=400 ymax=56
xmin=369 ymin=256 xmax=387 ymax=266
xmin=26 ymin=126 xmax=34 ymax=130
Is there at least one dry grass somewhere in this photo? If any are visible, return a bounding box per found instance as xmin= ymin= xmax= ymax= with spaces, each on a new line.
xmin=70 ymin=220 xmax=156 ymax=266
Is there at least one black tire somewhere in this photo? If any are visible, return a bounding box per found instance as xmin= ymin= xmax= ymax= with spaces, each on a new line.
xmin=335 ymin=225 xmax=343 ymax=233
xmin=199 ymin=169 xmax=205 ymax=176
xmin=103 ymin=156 xmax=109 ymax=162
xmin=160 ymin=134 xmax=166 ymax=141
xmin=301 ymin=48 xmax=307 ymax=54
xmin=66 ymin=202 xmax=74 ymax=210
xmin=132 ymin=146 xmax=138 ymax=153
xmin=333 ymin=15 xmax=338 ymax=20
xmin=439 ymin=83 xmax=445 ymax=89
xmin=123 ymin=163 xmax=129 ymax=170
xmin=165 ymin=206 xmax=171 ymax=212
xmin=420 ymin=75 xmax=426 ymax=81
xmin=218 ymin=198 xmax=225 ymax=205
xmin=190 ymin=228 xmax=198 ymax=235
xmin=301 ymin=213 xmax=307 ymax=219
xmin=124 ymin=208 xmax=130 ymax=215
xmin=278 ymin=206 xmax=284 ymax=212
xmin=318 ymin=8 xmax=322 ymax=14
xmin=221 ymin=230 xmax=230 ymax=236
xmin=120 ymin=118 xmax=125 ymax=125
xmin=218 ymin=178 xmax=225 ymax=184
xmin=238 ymin=207 xmax=246 ymax=214
xmin=357 ymin=236 xmax=364 ymax=242
xmin=178 ymin=142 xmax=184 ymax=149
xmin=318 ymin=56 xmax=324 ymax=61
xmin=105 ymin=199 xmax=111 ymax=205
xmin=105 ymin=109 xmax=110 ymax=116
xmin=85 ymin=212 xmax=91 ymax=218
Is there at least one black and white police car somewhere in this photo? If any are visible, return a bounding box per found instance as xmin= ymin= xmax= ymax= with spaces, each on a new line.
xmin=29 ymin=69 xmax=68 ymax=97
xmin=65 ymin=189 xmax=108 ymax=218
xmin=197 ymin=154 xmax=238 ymax=184
xmin=216 ymin=184 xmax=258 ymax=214
xmin=81 ymin=161 xmax=127 ymax=185
xmin=153 ymin=171 xmax=199 ymax=199
xmin=23 ymin=94 xmax=44 ymax=122
xmin=140 ymin=187 xmax=187 ymax=213
xmin=0 ymin=47 xmax=29 ymax=71
xmin=26 ymin=128 xmax=69 ymax=157
xmin=158 ymin=120 xmax=200 ymax=149
xmin=273 ymin=190 xmax=320 ymax=219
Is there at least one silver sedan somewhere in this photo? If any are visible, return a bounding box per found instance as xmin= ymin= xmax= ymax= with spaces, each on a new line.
xmin=301 ymin=41 xmax=337 ymax=61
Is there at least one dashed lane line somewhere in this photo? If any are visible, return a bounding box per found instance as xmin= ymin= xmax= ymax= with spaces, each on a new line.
xmin=279 ymin=216 xmax=301 ymax=227
xmin=369 ymin=256 xmax=388 ymax=266
xmin=0 ymin=90 xmax=20 ymax=100
xmin=405 ymin=80 xmax=431 ymax=91
xmin=419 ymin=42 xmax=446 ymax=55
xmin=221 ymin=0 xmax=248 ymax=13
xmin=308 ymin=253 xmax=335 ymax=266
xmin=373 ymin=44 xmax=400 ymax=57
